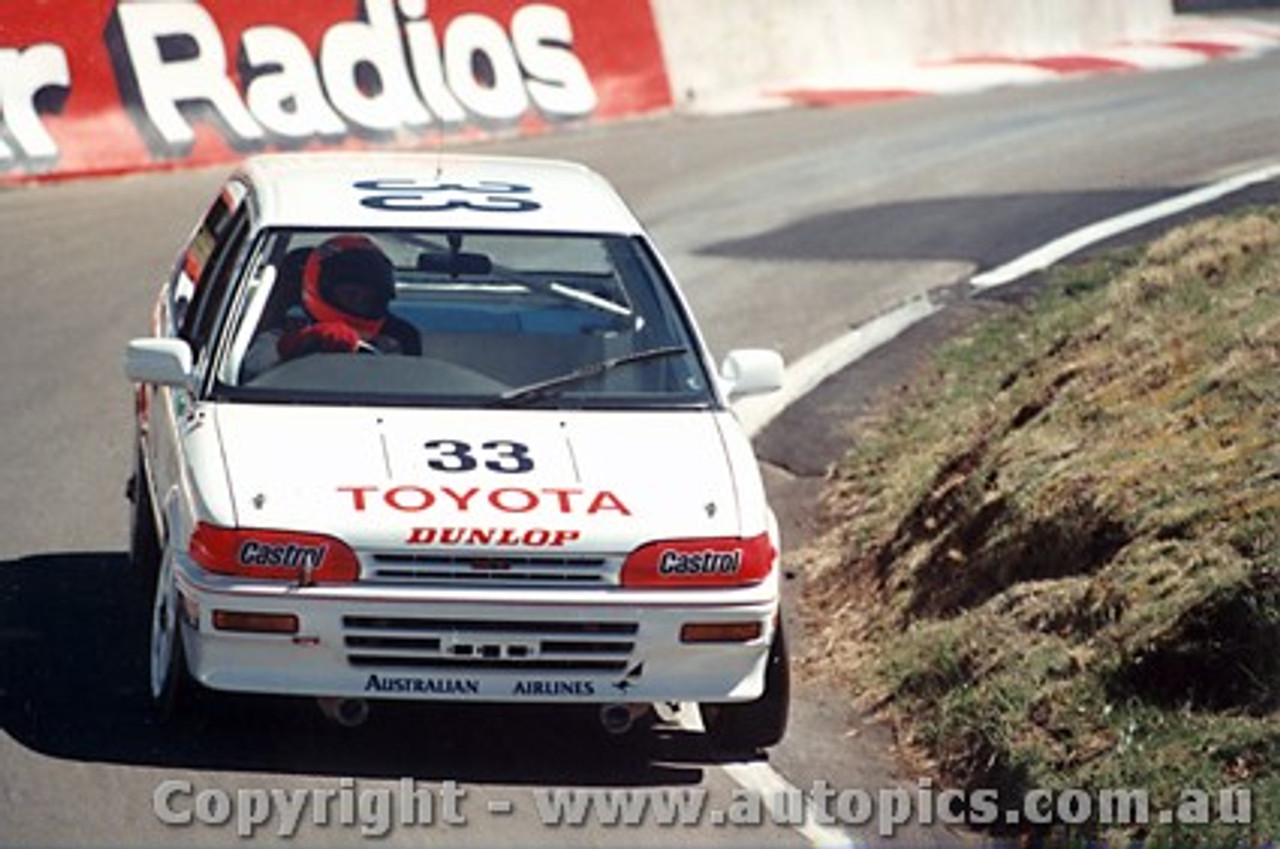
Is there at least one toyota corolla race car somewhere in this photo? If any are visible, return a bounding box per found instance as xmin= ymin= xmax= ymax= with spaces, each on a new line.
xmin=124 ymin=152 xmax=788 ymax=750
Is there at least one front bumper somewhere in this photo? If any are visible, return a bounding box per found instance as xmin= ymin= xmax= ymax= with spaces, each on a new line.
xmin=175 ymin=562 xmax=779 ymax=704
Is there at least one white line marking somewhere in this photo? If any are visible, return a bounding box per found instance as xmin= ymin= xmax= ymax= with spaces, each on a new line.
xmin=719 ymin=161 xmax=1280 ymax=846
xmin=970 ymin=162 xmax=1280 ymax=289
xmin=673 ymin=705 xmax=862 ymax=847
xmin=722 ymin=760 xmax=864 ymax=849
xmin=721 ymin=297 xmax=941 ymax=846
xmin=733 ymin=295 xmax=942 ymax=439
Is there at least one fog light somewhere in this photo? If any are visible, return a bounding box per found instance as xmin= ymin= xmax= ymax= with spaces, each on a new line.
xmin=680 ymin=621 xmax=763 ymax=644
xmin=213 ymin=610 xmax=299 ymax=634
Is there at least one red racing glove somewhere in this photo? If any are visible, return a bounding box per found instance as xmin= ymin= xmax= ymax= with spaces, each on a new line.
xmin=278 ymin=322 xmax=362 ymax=359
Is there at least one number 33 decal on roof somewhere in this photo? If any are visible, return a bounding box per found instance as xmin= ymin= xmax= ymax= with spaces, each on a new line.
xmin=355 ymin=179 xmax=541 ymax=213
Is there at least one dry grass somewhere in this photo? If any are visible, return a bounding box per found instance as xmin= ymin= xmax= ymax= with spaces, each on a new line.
xmin=798 ymin=210 xmax=1280 ymax=846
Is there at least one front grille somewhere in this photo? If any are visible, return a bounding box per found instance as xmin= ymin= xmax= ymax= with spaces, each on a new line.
xmin=342 ymin=616 xmax=637 ymax=672
xmin=367 ymin=552 xmax=616 ymax=588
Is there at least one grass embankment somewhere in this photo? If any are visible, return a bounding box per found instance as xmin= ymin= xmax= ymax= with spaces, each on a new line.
xmin=801 ymin=210 xmax=1280 ymax=846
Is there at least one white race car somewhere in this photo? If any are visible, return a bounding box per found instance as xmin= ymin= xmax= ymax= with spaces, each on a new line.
xmin=125 ymin=152 xmax=788 ymax=750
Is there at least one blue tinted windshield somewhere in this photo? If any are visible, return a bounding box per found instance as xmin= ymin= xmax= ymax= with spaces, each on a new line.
xmin=214 ymin=228 xmax=715 ymax=409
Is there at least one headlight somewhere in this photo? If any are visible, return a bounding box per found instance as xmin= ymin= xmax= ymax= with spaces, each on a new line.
xmin=620 ymin=533 xmax=774 ymax=588
xmin=189 ymin=522 xmax=360 ymax=584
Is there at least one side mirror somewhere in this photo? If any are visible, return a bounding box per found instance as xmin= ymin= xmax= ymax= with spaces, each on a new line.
xmin=720 ymin=348 xmax=784 ymax=400
xmin=125 ymin=338 xmax=193 ymax=388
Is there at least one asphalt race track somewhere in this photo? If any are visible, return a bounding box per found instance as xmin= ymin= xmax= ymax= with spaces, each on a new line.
xmin=1 ymin=45 xmax=1278 ymax=848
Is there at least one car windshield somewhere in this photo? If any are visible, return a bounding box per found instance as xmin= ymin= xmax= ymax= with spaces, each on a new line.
xmin=212 ymin=228 xmax=716 ymax=409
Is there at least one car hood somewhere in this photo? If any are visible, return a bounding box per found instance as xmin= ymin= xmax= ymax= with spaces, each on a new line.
xmin=211 ymin=405 xmax=751 ymax=551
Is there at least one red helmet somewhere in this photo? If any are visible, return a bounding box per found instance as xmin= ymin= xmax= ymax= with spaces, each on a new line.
xmin=301 ymin=235 xmax=394 ymax=339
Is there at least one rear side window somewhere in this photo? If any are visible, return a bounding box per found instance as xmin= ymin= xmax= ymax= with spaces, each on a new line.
xmin=170 ymin=181 xmax=248 ymax=333
xmin=180 ymin=207 xmax=251 ymax=365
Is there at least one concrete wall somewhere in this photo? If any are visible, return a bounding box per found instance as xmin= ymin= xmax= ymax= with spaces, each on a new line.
xmin=651 ymin=0 xmax=1175 ymax=107
xmin=1 ymin=0 xmax=1178 ymax=182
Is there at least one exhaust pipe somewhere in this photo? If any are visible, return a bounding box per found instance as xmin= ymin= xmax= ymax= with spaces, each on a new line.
xmin=317 ymin=697 xmax=370 ymax=728
xmin=599 ymin=703 xmax=647 ymax=736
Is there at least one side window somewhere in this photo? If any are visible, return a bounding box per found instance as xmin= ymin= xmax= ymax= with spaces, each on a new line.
xmin=179 ymin=206 xmax=251 ymax=367
xmin=170 ymin=181 xmax=248 ymax=332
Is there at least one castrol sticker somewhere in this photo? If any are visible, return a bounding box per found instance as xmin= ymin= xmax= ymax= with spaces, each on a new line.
xmin=657 ymin=547 xmax=742 ymax=577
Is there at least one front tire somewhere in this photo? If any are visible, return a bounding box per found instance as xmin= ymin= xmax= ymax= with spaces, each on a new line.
xmin=132 ymin=448 xmax=192 ymax=722
xmin=702 ymin=623 xmax=791 ymax=754
xmin=148 ymin=547 xmax=190 ymax=723
xmin=130 ymin=448 xmax=190 ymax=721
xmin=133 ymin=458 xmax=192 ymax=722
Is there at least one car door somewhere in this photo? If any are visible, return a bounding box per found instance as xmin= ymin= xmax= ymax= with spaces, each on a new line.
xmin=143 ymin=181 xmax=253 ymax=540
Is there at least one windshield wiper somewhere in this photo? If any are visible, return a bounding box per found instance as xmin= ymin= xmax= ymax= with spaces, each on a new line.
xmin=496 ymin=345 xmax=690 ymax=406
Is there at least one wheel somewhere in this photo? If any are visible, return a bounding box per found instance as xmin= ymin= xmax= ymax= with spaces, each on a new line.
xmin=702 ymin=623 xmax=791 ymax=754
xmin=132 ymin=450 xmax=192 ymax=723
xmin=148 ymin=545 xmax=191 ymax=723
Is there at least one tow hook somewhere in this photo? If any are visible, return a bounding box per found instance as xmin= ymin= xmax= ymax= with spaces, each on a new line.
xmin=317 ymin=697 xmax=370 ymax=728
xmin=599 ymin=703 xmax=648 ymax=735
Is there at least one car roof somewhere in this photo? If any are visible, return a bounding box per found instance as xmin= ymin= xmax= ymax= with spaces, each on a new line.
xmin=237 ymin=152 xmax=645 ymax=235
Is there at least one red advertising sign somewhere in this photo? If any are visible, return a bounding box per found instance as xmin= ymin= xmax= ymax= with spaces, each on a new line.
xmin=0 ymin=0 xmax=672 ymax=181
